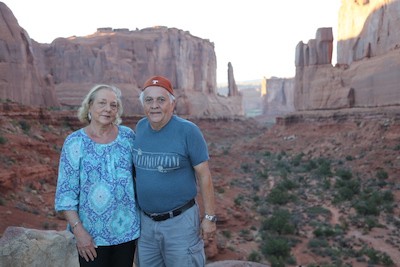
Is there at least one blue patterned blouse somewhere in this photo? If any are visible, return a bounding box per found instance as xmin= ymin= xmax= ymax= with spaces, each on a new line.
xmin=55 ymin=125 xmax=140 ymax=246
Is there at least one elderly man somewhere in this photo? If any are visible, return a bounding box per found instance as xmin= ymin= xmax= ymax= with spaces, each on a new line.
xmin=133 ymin=75 xmax=217 ymax=267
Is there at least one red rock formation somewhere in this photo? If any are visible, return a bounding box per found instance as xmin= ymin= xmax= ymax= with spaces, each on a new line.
xmin=337 ymin=0 xmax=400 ymax=65
xmin=227 ymin=62 xmax=239 ymax=97
xmin=0 ymin=3 xmax=59 ymax=107
xmin=294 ymin=0 xmax=400 ymax=110
xmin=262 ymin=77 xmax=295 ymax=121
xmin=0 ymin=3 xmax=243 ymax=117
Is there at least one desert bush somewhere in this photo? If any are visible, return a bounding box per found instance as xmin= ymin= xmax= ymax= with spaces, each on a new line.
xmin=315 ymin=158 xmax=332 ymax=177
xmin=382 ymin=190 xmax=394 ymax=202
xmin=345 ymin=155 xmax=353 ymax=161
xmin=276 ymin=178 xmax=298 ymax=191
xmin=303 ymin=159 xmax=318 ymax=171
xmin=247 ymin=250 xmax=262 ymax=262
xmin=335 ymin=168 xmax=353 ymax=180
xmin=0 ymin=135 xmax=7 ymax=145
xmin=306 ymin=206 xmax=331 ymax=218
xmin=313 ymin=225 xmax=339 ymax=237
xmin=221 ymin=230 xmax=231 ymax=239
xmin=234 ymin=194 xmax=244 ymax=206
xmin=19 ymin=120 xmax=31 ymax=134
xmin=354 ymin=199 xmax=379 ymax=216
xmin=267 ymin=188 xmax=291 ymax=205
xmin=241 ymin=163 xmax=250 ymax=173
xmin=334 ymin=178 xmax=361 ymax=202
xmin=261 ymin=209 xmax=296 ymax=235
xmin=291 ymin=152 xmax=304 ymax=166
xmin=308 ymin=238 xmax=329 ymax=248
xmin=268 ymin=256 xmax=285 ymax=267
xmin=376 ymin=169 xmax=388 ymax=180
xmin=261 ymin=236 xmax=291 ymax=261
xmin=263 ymin=150 xmax=272 ymax=157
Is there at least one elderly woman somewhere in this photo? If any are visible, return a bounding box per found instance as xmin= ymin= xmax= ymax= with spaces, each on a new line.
xmin=55 ymin=84 xmax=140 ymax=267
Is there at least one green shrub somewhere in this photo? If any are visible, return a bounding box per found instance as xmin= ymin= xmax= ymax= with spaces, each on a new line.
xmin=291 ymin=153 xmax=304 ymax=166
xmin=277 ymin=178 xmax=298 ymax=190
xmin=234 ymin=195 xmax=244 ymax=206
xmin=221 ymin=230 xmax=231 ymax=239
xmin=376 ymin=169 xmax=388 ymax=180
xmin=262 ymin=209 xmax=296 ymax=235
xmin=261 ymin=237 xmax=291 ymax=259
xmin=336 ymin=168 xmax=353 ymax=180
xmin=0 ymin=135 xmax=7 ymax=145
xmin=316 ymin=158 xmax=332 ymax=177
xmin=354 ymin=199 xmax=379 ymax=216
xmin=381 ymin=190 xmax=394 ymax=202
xmin=306 ymin=206 xmax=331 ymax=217
xmin=303 ymin=159 xmax=318 ymax=171
xmin=247 ymin=250 xmax=262 ymax=262
xmin=263 ymin=151 xmax=272 ymax=157
xmin=19 ymin=120 xmax=31 ymax=134
xmin=313 ymin=225 xmax=337 ymax=237
xmin=345 ymin=155 xmax=353 ymax=161
xmin=308 ymin=238 xmax=329 ymax=248
xmin=267 ymin=188 xmax=290 ymax=205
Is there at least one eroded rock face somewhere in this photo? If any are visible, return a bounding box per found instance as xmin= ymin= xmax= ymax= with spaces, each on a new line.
xmin=295 ymin=28 xmax=333 ymax=67
xmin=0 ymin=227 xmax=79 ymax=267
xmin=262 ymin=77 xmax=295 ymax=120
xmin=337 ymin=0 xmax=400 ymax=65
xmin=0 ymin=3 xmax=243 ymax=117
xmin=294 ymin=0 xmax=400 ymax=111
xmin=0 ymin=3 xmax=59 ymax=107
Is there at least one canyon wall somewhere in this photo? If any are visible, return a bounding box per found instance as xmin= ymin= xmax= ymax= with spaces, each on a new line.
xmin=0 ymin=3 xmax=59 ymax=107
xmin=262 ymin=77 xmax=295 ymax=121
xmin=294 ymin=0 xmax=400 ymax=111
xmin=0 ymin=3 xmax=243 ymax=117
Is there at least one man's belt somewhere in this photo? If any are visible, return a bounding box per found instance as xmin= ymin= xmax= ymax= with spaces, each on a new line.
xmin=143 ymin=199 xmax=195 ymax=222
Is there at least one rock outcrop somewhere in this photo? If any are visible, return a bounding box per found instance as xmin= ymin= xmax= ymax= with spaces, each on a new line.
xmin=227 ymin=62 xmax=239 ymax=97
xmin=0 ymin=3 xmax=59 ymax=107
xmin=262 ymin=77 xmax=295 ymax=121
xmin=337 ymin=0 xmax=400 ymax=65
xmin=0 ymin=227 xmax=79 ymax=267
xmin=0 ymin=227 xmax=267 ymax=267
xmin=0 ymin=3 xmax=243 ymax=117
xmin=293 ymin=0 xmax=400 ymax=111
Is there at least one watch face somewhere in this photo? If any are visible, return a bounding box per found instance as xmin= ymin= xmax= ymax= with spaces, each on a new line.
xmin=206 ymin=214 xmax=217 ymax=222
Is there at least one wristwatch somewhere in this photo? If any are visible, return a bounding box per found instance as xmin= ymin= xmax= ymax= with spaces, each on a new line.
xmin=205 ymin=214 xmax=217 ymax=222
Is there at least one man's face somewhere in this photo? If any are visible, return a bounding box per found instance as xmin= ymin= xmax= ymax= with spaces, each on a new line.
xmin=142 ymin=86 xmax=175 ymax=130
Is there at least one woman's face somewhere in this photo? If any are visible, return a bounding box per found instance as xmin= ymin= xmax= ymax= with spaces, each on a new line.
xmin=89 ymin=88 xmax=119 ymax=126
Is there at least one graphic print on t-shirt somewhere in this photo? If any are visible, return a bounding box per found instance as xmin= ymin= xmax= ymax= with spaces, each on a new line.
xmin=133 ymin=148 xmax=180 ymax=172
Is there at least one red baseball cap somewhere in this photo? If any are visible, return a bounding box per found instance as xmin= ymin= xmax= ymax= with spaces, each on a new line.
xmin=142 ymin=76 xmax=174 ymax=95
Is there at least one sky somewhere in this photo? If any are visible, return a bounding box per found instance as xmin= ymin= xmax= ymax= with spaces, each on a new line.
xmin=3 ymin=0 xmax=341 ymax=84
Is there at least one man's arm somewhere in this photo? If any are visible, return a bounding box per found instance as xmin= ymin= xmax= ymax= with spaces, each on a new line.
xmin=194 ymin=161 xmax=217 ymax=238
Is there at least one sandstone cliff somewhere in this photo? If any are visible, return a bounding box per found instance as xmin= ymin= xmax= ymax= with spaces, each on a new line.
xmin=294 ymin=0 xmax=400 ymax=110
xmin=262 ymin=77 xmax=295 ymax=121
xmin=0 ymin=3 xmax=243 ymax=117
xmin=0 ymin=2 xmax=59 ymax=107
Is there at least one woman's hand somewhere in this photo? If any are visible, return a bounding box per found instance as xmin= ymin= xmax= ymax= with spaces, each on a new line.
xmin=73 ymin=224 xmax=98 ymax=262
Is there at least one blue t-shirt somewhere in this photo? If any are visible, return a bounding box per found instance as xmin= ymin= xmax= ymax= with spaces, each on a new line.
xmin=55 ymin=125 xmax=140 ymax=246
xmin=133 ymin=115 xmax=209 ymax=213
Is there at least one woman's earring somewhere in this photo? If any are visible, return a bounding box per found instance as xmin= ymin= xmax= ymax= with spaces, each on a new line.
xmin=88 ymin=112 xmax=92 ymax=121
